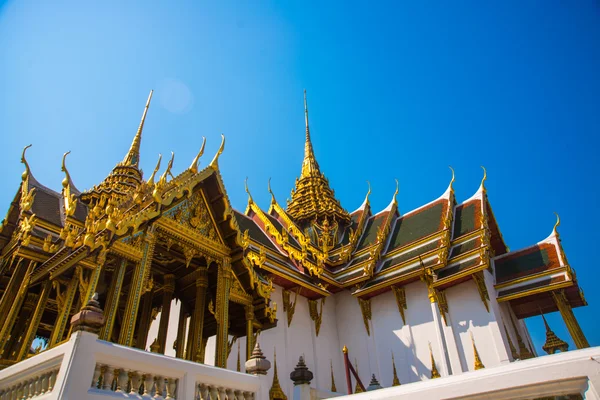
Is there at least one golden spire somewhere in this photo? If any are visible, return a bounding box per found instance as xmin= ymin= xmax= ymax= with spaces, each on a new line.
xmin=330 ymin=360 xmax=337 ymax=392
xmin=391 ymin=352 xmax=401 ymax=386
xmin=541 ymin=311 xmax=569 ymax=355
xmin=504 ymin=325 xmax=519 ymax=360
xmin=301 ymin=89 xmax=319 ymax=178
xmin=189 ymin=137 xmax=206 ymax=173
xmin=354 ymin=359 xmax=363 ymax=393
xmin=429 ymin=343 xmax=440 ymax=379
xmin=122 ymin=90 xmax=153 ymax=167
xmin=470 ymin=332 xmax=485 ymax=370
xmin=286 ymin=90 xmax=350 ymax=225
xmin=209 ymin=134 xmax=226 ymax=170
xmin=269 ymin=348 xmax=287 ymax=400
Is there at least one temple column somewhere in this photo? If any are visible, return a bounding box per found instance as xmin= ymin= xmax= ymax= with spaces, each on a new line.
xmin=49 ymin=274 xmax=79 ymax=347
xmin=0 ymin=261 xmax=35 ymax=356
xmin=175 ymin=303 xmax=189 ymax=358
xmin=187 ymin=267 xmax=208 ymax=361
xmin=552 ymin=290 xmax=589 ymax=349
xmin=135 ymin=289 xmax=155 ymax=349
xmin=16 ymin=280 xmax=52 ymax=361
xmin=0 ymin=258 xmax=26 ymax=318
xmin=157 ymin=274 xmax=175 ymax=353
xmin=215 ymin=258 xmax=232 ymax=368
xmin=83 ymin=251 xmax=107 ymax=305
xmin=5 ymin=293 xmax=37 ymax=359
xmin=245 ymin=304 xmax=254 ymax=361
xmin=99 ymin=259 xmax=128 ymax=341
xmin=119 ymin=229 xmax=156 ymax=347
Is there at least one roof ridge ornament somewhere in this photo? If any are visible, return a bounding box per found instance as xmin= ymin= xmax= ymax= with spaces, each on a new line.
xmin=189 ymin=136 xmax=206 ymax=173
xmin=449 ymin=166 xmax=455 ymax=189
xmin=480 ymin=166 xmax=487 ymax=191
xmin=209 ymin=134 xmax=225 ymax=170
xmin=61 ymin=151 xmax=73 ymax=189
xmin=21 ymin=144 xmax=32 ymax=181
xmin=245 ymin=177 xmax=254 ymax=205
xmin=553 ymin=212 xmax=560 ymax=236
xmin=122 ymin=90 xmax=153 ymax=167
xmin=148 ymin=154 xmax=162 ymax=186
xmin=268 ymin=178 xmax=276 ymax=205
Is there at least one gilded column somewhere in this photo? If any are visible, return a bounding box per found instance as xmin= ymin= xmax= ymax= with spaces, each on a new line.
xmin=5 ymin=293 xmax=37 ymax=359
xmin=0 ymin=258 xmax=26 ymax=318
xmin=99 ymin=259 xmax=128 ymax=341
xmin=49 ymin=274 xmax=79 ymax=347
xmin=157 ymin=274 xmax=175 ymax=353
xmin=0 ymin=261 xmax=35 ymax=355
xmin=16 ymin=280 xmax=52 ymax=361
xmin=135 ymin=289 xmax=154 ymax=350
xmin=215 ymin=258 xmax=232 ymax=368
xmin=245 ymin=304 xmax=254 ymax=361
xmin=119 ymin=229 xmax=157 ymax=347
xmin=552 ymin=290 xmax=589 ymax=349
xmin=175 ymin=303 xmax=188 ymax=358
xmin=83 ymin=250 xmax=108 ymax=305
xmin=187 ymin=267 xmax=208 ymax=361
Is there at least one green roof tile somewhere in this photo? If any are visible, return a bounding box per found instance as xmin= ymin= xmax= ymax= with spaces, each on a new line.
xmin=388 ymin=202 xmax=444 ymax=250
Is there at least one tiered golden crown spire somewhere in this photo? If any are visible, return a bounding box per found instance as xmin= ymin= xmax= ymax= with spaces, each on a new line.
xmin=286 ymin=90 xmax=350 ymax=226
xmin=122 ymin=90 xmax=153 ymax=167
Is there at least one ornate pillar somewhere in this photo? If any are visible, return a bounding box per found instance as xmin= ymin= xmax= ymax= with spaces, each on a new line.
xmin=135 ymin=289 xmax=154 ymax=350
xmin=82 ymin=250 xmax=107 ymax=305
xmin=175 ymin=303 xmax=188 ymax=358
xmin=187 ymin=267 xmax=208 ymax=361
xmin=552 ymin=290 xmax=589 ymax=349
xmin=157 ymin=274 xmax=175 ymax=353
xmin=99 ymin=259 xmax=128 ymax=341
xmin=5 ymin=293 xmax=37 ymax=359
xmin=119 ymin=229 xmax=156 ymax=347
xmin=215 ymin=258 xmax=232 ymax=368
xmin=49 ymin=274 xmax=79 ymax=347
xmin=0 ymin=261 xmax=35 ymax=356
xmin=0 ymin=258 xmax=26 ymax=319
xmin=16 ymin=280 xmax=52 ymax=361
xmin=245 ymin=304 xmax=254 ymax=361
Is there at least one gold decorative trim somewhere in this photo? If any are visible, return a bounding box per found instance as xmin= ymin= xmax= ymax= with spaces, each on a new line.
xmin=472 ymin=271 xmax=489 ymax=312
xmin=282 ymin=288 xmax=298 ymax=327
xmin=391 ymin=286 xmax=407 ymax=324
xmin=308 ymin=298 xmax=325 ymax=336
xmin=358 ymin=298 xmax=372 ymax=336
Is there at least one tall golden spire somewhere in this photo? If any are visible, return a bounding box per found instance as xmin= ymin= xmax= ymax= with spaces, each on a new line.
xmin=286 ymin=90 xmax=350 ymax=226
xmin=122 ymin=90 xmax=153 ymax=167
xmin=429 ymin=343 xmax=440 ymax=379
xmin=354 ymin=359 xmax=363 ymax=393
xmin=330 ymin=360 xmax=337 ymax=392
xmin=269 ymin=348 xmax=287 ymax=400
xmin=391 ymin=352 xmax=401 ymax=386
xmin=541 ymin=311 xmax=569 ymax=355
xmin=470 ymin=332 xmax=485 ymax=370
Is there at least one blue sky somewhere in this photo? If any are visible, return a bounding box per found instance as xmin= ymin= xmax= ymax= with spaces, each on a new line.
xmin=1 ymin=1 xmax=599 ymax=355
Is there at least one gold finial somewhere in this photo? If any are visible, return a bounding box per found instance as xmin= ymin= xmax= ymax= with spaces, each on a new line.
xmin=270 ymin=347 xmax=287 ymax=400
xmin=300 ymin=90 xmax=320 ymax=179
xmin=470 ymin=332 xmax=485 ymax=370
xmin=148 ymin=154 xmax=162 ymax=185
xmin=429 ymin=343 xmax=440 ymax=379
xmin=189 ymin=136 xmax=206 ymax=173
xmin=365 ymin=180 xmax=371 ymax=202
xmin=448 ymin=166 xmax=455 ymax=189
xmin=330 ymin=360 xmax=337 ymax=392
xmin=393 ymin=179 xmax=399 ymax=204
xmin=209 ymin=134 xmax=226 ymax=170
xmin=553 ymin=212 xmax=560 ymax=236
xmin=159 ymin=152 xmax=175 ymax=183
xmin=391 ymin=352 xmax=401 ymax=386
xmin=480 ymin=166 xmax=487 ymax=189
xmin=21 ymin=144 xmax=33 ymax=181
xmin=123 ymin=90 xmax=153 ymax=167
xmin=245 ymin=177 xmax=254 ymax=204
xmin=268 ymin=178 xmax=276 ymax=205
xmin=342 ymin=345 xmax=348 ymax=354
xmin=61 ymin=151 xmax=72 ymax=189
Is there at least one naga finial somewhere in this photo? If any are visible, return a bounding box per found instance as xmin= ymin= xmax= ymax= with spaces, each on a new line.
xmin=365 ymin=180 xmax=371 ymax=204
xmin=553 ymin=212 xmax=560 ymax=236
xmin=190 ymin=136 xmax=206 ymax=173
xmin=61 ymin=151 xmax=72 ymax=189
xmin=268 ymin=177 xmax=276 ymax=204
xmin=480 ymin=166 xmax=487 ymax=189
xmin=148 ymin=154 xmax=162 ymax=185
xmin=159 ymin=152 xmax=175 ymax=184
xmin=245 ymin=177 xmax=254 ymax=204
xmin=393 ymin=179 xmax=399 ymax=204
xmin=209 ymin=134 xmax=226 ymax=170
xmin=449 ymin=166 xmax=455 ymax=189
xmin=21 ymin=144 xmax=33 ymax=181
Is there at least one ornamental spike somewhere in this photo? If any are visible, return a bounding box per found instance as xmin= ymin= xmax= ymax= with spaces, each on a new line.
xmin=268 ymin=177 xmax=276 ymax=205
xmin=189 ymin=136 xmax=206 ymax=173
xmin=209 ymin=134 xmax=225 ymax=170
xmin=480 ymin=166 xmax=487 ymax=190
xmin=123 ymin=90 xmax=153 ymax=167
xmin=61 ymin=151 xmax=73 ymax=189
xmin=448 ymin=166 xmax=455 ymax=189
xmin=148 ymin=154 xmax=162 ymax=185
xmin=21 ymin=144 xmax=32 ymax=181
xmin=553 ymin=212 xmax=560 ymax=236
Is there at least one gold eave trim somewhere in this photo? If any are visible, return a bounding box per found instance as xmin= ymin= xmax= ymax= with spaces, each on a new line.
xmin=353 ymin=268 xmax=426 ymax=297
xmin=432 ymin=263 xmax=487 ymax=288
xmin=35 ymin=219 xmax=62 ymax=234
xmin=496 ymin=281 xmax=573 ymax=302
xmin=495 ymin=268 xmax=564 ymax=290
xmin=451 ymin=228 xmax=483 ymax=246
xmin=377 ymin=247 xmax=440 ymax=276
xmin=155 ymin=218 xmax=230 ymax=257
xmin=445 ymin=243 xmax=486 ymax=266
xmin=261 ymin=262 xmax=330 ymax=297
xmin=110 ymin=241 xmax=143 ymax=262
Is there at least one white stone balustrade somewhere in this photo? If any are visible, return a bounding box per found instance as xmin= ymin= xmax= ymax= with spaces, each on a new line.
xmin=0 ymin=331 xmax=260 ymax=400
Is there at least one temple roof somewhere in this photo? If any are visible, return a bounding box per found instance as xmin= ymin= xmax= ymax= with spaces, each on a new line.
xmin=285 ymin=91 xmax=350 ymax=226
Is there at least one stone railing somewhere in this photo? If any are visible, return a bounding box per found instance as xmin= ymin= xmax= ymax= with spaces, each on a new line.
xmin=0 ymin=342 xmax=65 ymax=399
xmin=0 ymin=331 xmax=260 ymax=400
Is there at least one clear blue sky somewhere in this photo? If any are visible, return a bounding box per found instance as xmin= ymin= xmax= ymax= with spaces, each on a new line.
xmin=1 ymin=1 xmax=599 ymax=356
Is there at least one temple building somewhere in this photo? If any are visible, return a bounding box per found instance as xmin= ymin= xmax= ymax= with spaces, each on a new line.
xmin=0 ymin=90 xmax=593 ymax=399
